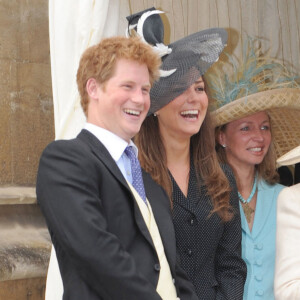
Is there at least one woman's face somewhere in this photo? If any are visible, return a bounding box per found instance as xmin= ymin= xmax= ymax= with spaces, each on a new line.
xmin=218 ymin=111 xmax=272 ymax=169
xmin=156 ymin=76 xmax=208 ymax=140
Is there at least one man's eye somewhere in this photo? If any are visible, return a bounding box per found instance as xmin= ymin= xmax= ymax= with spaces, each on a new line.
xmin=142 ymin=88 xmax=150 ymax=94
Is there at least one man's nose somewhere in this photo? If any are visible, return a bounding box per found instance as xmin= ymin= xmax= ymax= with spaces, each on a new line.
xmin=131 ymin=89 xmax=145 ymax=103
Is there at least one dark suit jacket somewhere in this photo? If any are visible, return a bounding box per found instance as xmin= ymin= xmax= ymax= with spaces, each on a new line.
xmin=36 ymin=129 xmax=198 ymax=300
xmin=172 ymin=164 xmax=247 ymax=299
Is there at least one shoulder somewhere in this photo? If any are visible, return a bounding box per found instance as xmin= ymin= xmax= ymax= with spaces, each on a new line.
xmin=41 ymin=129 xmax=102 ymax=160
xmin=287 ymin=183 xmax=300 ymax=194
xmin=38 ymin=131 xmax=103 ymax=176
xmin=259 ymin=179 xmax=285 ymax=194
xmin=40 ymin=138 xmax=87 ymax=167
xmin=258 ymin=180 xmax=285 ymax=207
xmin=278 ymin=183 xmax=300 ymax=205
xmin=40 ymin=138 xmax=75 ymax=161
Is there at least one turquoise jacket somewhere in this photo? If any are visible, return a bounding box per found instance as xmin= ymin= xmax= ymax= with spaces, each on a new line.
xmin=241 ymin=179 xmax=284 ymax=300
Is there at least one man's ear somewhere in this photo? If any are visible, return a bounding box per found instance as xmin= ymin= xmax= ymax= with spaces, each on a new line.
xmin=86 ymin=78 xmax=99 ymax=100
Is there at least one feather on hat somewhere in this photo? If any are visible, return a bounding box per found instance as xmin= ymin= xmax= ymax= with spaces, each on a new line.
xmin=206 ymin=36 xmax=300 ymax=159
xmin=126 ymin=7 xmax=228 ymax=114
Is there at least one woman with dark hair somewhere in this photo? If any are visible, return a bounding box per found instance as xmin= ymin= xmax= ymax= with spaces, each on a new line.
xmin=128 ymin=8 xmax=247 ymax=299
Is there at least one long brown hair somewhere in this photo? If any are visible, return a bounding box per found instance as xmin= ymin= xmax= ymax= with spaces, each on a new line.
xmin=135 ymin=109 xmax=234 ymax=222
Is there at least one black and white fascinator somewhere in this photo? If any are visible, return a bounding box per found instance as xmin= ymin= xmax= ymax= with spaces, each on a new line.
xmin=126 ymin=7 xmax=228 ymax=114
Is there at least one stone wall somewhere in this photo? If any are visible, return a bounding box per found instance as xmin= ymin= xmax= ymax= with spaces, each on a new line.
xmin=0 ymin=277 xmax=46 ymax=300
xmin=0 ymin=1 xmax=53 ymax=299
xmin=0 ymin=188 xmax=51 ymax=282
xmin=0 ymin=0 xmax=54 ymax=186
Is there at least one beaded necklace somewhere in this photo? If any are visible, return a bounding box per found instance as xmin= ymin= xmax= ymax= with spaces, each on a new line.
xmin=238 ymin=173 xmax=257 ymax=223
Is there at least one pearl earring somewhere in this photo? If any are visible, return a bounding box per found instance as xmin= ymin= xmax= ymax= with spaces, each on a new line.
xmin=153 ymin=113 xmax=157 ymax=117
xmin=222 ymin=144 xmax=226 ymax=148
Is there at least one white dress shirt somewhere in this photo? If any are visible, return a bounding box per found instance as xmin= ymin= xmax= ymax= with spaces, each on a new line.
xmin=85 ymin=122 xmax=138 ymax=184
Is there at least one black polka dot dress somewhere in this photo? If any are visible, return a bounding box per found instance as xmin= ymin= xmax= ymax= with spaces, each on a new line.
xmin=171 ymin=163 xmax=247 ymax=299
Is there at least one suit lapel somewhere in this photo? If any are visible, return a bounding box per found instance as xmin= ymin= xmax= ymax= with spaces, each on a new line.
xmin=143 ymin=171 xmax=176 ymax=267
xmin=241 ymin=180 xmax=276 ymax=239
xmin=77 ymin=129 xmax=156 ymax=248
xmin=78 ymin=130 xmax=129 ymax=188
xmin=251 ymin=180 xmax=276 ymax=239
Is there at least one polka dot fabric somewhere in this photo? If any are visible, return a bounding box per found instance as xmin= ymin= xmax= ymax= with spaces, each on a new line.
xmin=171 ymin=163 xmax=247 ymax=299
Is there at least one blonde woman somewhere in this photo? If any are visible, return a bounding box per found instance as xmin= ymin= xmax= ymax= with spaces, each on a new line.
xmin=208 ymin=37 xmax=300 ymax=300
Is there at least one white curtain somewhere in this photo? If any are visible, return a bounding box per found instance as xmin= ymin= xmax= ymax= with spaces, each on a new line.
xmin=47 ymin=1 xmax=129 ymax=298
xmin=50 ymin=0 xmax=129 ymax=140
xmin=129 ymin=0 xmax=300 ymax=74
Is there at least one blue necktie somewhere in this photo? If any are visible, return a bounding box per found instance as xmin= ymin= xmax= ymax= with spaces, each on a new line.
xmin=124 ymin=146 xmax=147 ymax=204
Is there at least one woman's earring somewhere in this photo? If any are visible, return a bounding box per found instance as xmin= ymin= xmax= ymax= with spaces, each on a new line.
xmin=222 ymin=144 xmax=226 ymax=148
xmin=153 ymin=113 xmax=157 ymax=117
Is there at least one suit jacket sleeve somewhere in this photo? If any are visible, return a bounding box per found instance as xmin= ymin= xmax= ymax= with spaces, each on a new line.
xmin=274 ymin=184 xmax=300 ymax=300
xmin=215 ymin=165 xmax=247 ymax=300
xmin=36 ymin=140 xmax=162 ymax=300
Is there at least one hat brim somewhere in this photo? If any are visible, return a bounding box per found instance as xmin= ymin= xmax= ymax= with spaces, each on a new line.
xmin=149 ymin=28 xmax=227 ymax=114
xmin=212 ymin=88 xmax=300 ymax=159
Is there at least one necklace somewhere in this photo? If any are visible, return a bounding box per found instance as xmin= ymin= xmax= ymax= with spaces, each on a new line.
xmin=238 ymin=174 xmax=257 ymax=223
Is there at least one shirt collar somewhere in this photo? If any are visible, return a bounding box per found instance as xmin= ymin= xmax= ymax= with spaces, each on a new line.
xmin=84 ymin=123 xmax=138 ymax=162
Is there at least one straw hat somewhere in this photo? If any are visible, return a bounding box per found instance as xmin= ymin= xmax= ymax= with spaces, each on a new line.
xmin=126 ymin=7 xmax=227 ymax=114
xmin=213 ymin=88 xmax=300 ymax=158
xmin=206 ymin=37 xmax=300 ymax=159
xmin=277 ymin=145 xmax=300 ymax=166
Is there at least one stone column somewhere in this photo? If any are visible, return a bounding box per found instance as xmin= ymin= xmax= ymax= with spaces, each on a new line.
xmin=0 ymin=0 xmax=53 ymax=299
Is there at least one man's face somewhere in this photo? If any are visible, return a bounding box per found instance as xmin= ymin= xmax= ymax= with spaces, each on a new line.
xmin=87 ymin=59 xmax=151 ymax=142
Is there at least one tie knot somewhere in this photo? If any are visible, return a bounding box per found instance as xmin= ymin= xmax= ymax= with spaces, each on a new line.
xmin=125 ymin=146 xmax=136 ymax=160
